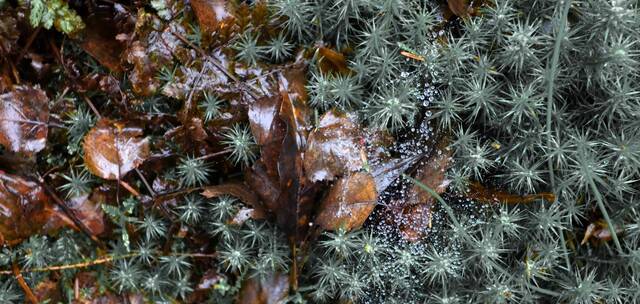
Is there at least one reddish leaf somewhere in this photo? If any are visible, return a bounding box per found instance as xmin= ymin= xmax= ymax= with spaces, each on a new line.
xmin=317 ymin=47 xmax=350 ymax=75
xmin=0 ymin=85 xmax=50 ymax=155
xmin=79 ymin=12 xmax=127 ymax=72
xmin=0 ymin=171 xmax=56 ymax=245
xmin=391 ymin=138 xmax=452 ymax=241
xmin=581 ymin=220 xmax=623 ymax=245
xmin=315 ymin=172 xmax=377 ymax=231
xmin=82 ymin=119 xmax=150 ymax=180
xmin=190 ymin=0 xmax=236 ymax=44
xmin=467 ymin=182 xmax=555 ymax=204
xmin=34 ymin=277 xmax=61 ymax=303
xmin=303 ymin=110 xmax=366 ymax=182
xmin=237 ymin=272 xmax=290 ymax=304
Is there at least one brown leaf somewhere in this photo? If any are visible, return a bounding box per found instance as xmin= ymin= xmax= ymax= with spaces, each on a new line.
xmin=315 ymin=172 xmax=377 ymax=231
xmin=82 ymin=118 xmax=150 ymax=180
xmin=391 ymin=137 xmax=451 ymax=242
xmin=72 ymin=272 xmax=123 ymax=304
xmin=126 ymin=41 xmax=161 ymax=96
xmin=190 ymin=0 xmax=236 ymax=43
xmin=201 ymin=183 xmax=260 ymax=208
xmin=0 ymin=11 xmax=20 ymax=57
xmin=34 ymin=277 xmax=61 ymax=303
xmin=317 ymin=47 xmax=350 ymax=75
xmin=236 ymin=272 xmax=290 ymax=304
xmin=0 ymin=85 xmax=50 ymax=155
xmin=229 ymin=207 xmax=264 ymax=225
xmin=51 ymin=193 xmax=106 ymax=237
xmin=80 ymin=13 xmax=127 ymax=72
xmin=0 ymin=171 xmax=56 ymax=245
xmin=248 ymin=95 xmax=281 ymax=146
xmin=581 ymin=220 xmax=623 ymax=245
xmin=448 ymin=0 xmax=470 ymax=17
xmin=304 ymin=110 xmax=366 ymax=182
xmin=467 ymin=182 xmax=556 ymax=204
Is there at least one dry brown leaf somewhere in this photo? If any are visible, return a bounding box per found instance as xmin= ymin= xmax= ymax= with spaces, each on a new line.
xmin=237 ymin=272 xmax=290 ymax=304
xmin=315 ymin=172 xmax=377 ymax=231
xmin=448 ymin=0 xmax=470 ymax=17
xmin=304 ymin=110 xmax=366 ymax=182
xmin=467 ymin=181 xmax=556 ymax=204
xmin=201 ymin=183 xmax=260 ymax=208
xmin=0 ymin=85 xmax=50 ymax=155
xmin=317 ymin=47 xmax=350 ymax=75
xmin=82 ymin=118 xmax=150 ymax=180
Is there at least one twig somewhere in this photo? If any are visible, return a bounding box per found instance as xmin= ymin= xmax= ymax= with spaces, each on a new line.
xmin=12 ymin=261 xmax=38 ymax=304
xmin=196 ymin=149 xmax=232 ymax=161
xmin=81 ymin=94 xmax=102 ymax=119
xmin=0 ymin=252 xmax=217 ymax=275
xmin=40 ymin=181 xmax=105 ymax=248
xmin=135 ymin=168 xmax=156 ymax=197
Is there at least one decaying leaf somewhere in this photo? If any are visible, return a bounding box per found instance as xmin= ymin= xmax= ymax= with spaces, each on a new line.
xmin=317 ymin=46 xmax=350 ymax=75
xmin=79 ymin=8 xmax=128 ymax=72
xmin=237 ymin=272 xmax=290 ymax=304
xmin=581 ymin=220 xmax=623 ymax=245
xmin=315 ymin=172 xmax=377 ymax=231
xmin=52 ymin=193 xmax=105 ymax=237
xmin=201 ymin=183 xmax=260 ymax=208
xmin=0 ymin=11 xmax=19 ymax=57
xmin=190 ymin=0 xmax=235 ymax=41
xmin=0 ymin=85 xmax=50 ymax=155
xmin=82 ymin=118 xmax=150 ymax=180
xmin=304 ymin=110 xmax=366 ymax=182
xmin=0 ymin=171 xmax=56 ymax=245
xmin=229 ymin=207 xmax=263 ymax=225
xmin=448 ymin=0 xmax=470 ymax=17
xmin=467 ymin=181 xmax=556 ymax=204
xmin=389 ymin=138 xmax=452 ymax=241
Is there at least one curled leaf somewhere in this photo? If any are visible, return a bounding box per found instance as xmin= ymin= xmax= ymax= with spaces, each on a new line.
xmin=82 ymin=119 xmax=150 ymax=180
xmin=0 ymin=85 xmax=50 ymax=155
xmin=303 ymin=110 xmax=366 ymax=182
xmin=315 ymin=172 xmax=377 ymax=231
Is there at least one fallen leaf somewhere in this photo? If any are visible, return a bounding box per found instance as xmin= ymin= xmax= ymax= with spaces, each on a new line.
xmin=237 ymin=272 xmax=290 ymax=304
xmin=304 ymin=110 xmax=366 ymax=182
xmin=398 ymin=203 xmax=433 ymax=242
xmin=581 ymin=220 xmax=623 ymax=245
xmin=317 ymin=46 xmax=350 ymax=75
xmin=0 ymin=11 xmax=20 ymax=57
xmin=190 ymin=0 xmax=235 ymax=43
xmin=448 ymin=0 xmax=470 ymax=17
xmin=34 ymin=277 xmax=61 ymax=303
xmin=51 ymin=193 xmax=106 ymax=237
xmin=0 ymin=85 xmax=50 ymax=155
xmin=0 ymin=171 xmax=56 ymax=245
xmin=201 ymin=183 xmax=260 ymax=208
xmin=79 ymin=9 xmax=128 ymax=72
xmin=82 ymin=118 xmax=151 ymax=180
xmin=126 ymin=41 xmax=161 ymax=96
xmin=315 ymin=172 xmax=377 ymax=231
xmin=467 ymin=182 xmax=556 ymax=204
xmin=229 ymin=207 xmax=263 ymax=225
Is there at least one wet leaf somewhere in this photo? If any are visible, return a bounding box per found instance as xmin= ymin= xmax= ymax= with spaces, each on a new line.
xmin=315 ymin=172 xmax=377 ymax=231
xmin=304 ymin=110 xmax=366 ymax=182
xmin=0 ymin=85 xmax=50 ymax=155
xmin=73 ymin=272 xmax=123 ymax=304
xmin=392 ymin=138 xmax=451 ymax=241
xmin=52 ymin=193 xmax=106 ymax=237
xmin=0 ymin=171 xmax=55 ymax=245
xmin=236 ymin=272 xmax=289 ymax=304
xmin=190 ymin=0 xmax=236 ymax=43
xmin=82 ymin=119 xmax=151 ymax=180
xmin=34 ymin=277 xmax=61 ymax=303
xmin=229 ymin=207 xmax=263 ymax=225
xmin=79 ymin=8 xmax=128 ymax=72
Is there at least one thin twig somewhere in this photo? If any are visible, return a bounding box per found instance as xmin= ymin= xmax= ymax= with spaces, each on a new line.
xmin=12 ymin=261 xmax=38 ymax=304
xmin=81 ymin=94 xmax=102 ymax=119
xmin=15 ymin=27 xmax=41 ymax=65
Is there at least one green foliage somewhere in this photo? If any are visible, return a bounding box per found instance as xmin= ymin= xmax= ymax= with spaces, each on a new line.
xmin=28 ymin=0 xmax=85 ymax=34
